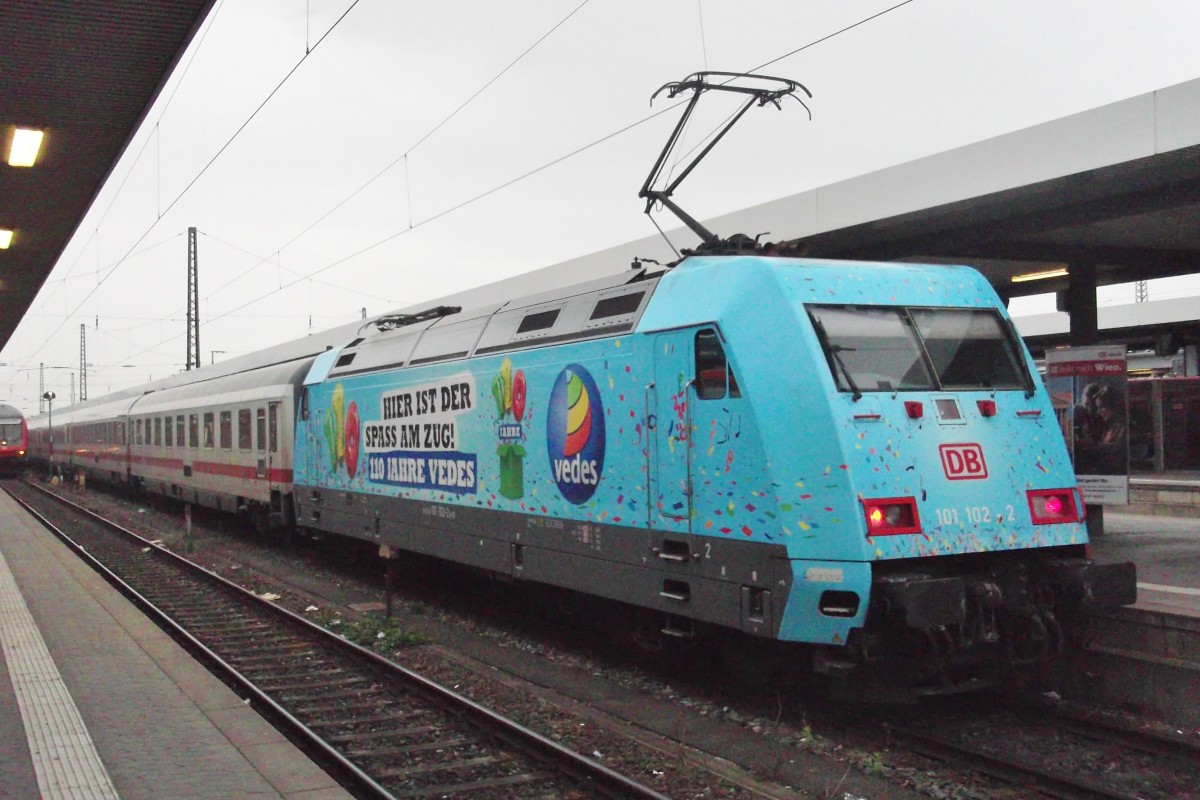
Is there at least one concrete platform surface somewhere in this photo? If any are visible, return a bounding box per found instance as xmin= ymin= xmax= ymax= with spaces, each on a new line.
xmin=0 ymin=490 xmax=354 ymax=800
xmin=1090 ymin=510 xmax=1200 ymax=619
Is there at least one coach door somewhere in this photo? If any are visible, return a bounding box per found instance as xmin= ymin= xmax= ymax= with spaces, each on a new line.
xmin=650 ymin=330 xmax=695 ymax=539
xmin=266 ymin=401 xmax=281 ymax=493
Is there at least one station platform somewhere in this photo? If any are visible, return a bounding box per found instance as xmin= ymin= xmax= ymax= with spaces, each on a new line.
xmin=1128 ymin=471 xmax=1200 ymax=518
xmin=0 ymin=490 xmax=354 ymax=800
xmin=1089 ymin=509 xmax=1200 ymax=619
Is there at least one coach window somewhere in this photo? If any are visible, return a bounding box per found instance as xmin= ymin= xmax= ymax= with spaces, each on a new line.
xmin=269 ymin=402 xmax=279 ymax=453
xmin=203 ymin=413 xmax=215 ymax=448
xmin=238 ymin=409 xmax=252 ymax=450
xmin=165 ymin=416 xmax=173 ymax=447
xmin=189 ymin=414 xmax=199 ymax=448
xmin=256 ymin=408 xmax=266 ymax=451
xmin=177 ymin=416 xmax=185 ymax=448
xmin=154 ymin=418 xmax=162 ymax=446
xmin=219 ymin=410 xmax=232 ymax=449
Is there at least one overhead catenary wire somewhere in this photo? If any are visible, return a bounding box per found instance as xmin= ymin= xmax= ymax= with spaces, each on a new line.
xmin=21 ymin=0 xmax=368 ymax=363
xmin=165 ymin=0 xmax=596 ymax=321
xmin=15 ymin=0 xmax=917 ymax=382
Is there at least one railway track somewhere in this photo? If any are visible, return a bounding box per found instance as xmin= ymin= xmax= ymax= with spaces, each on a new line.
xmin=5 ymin=479 xmax=672 ymax=800
xmin=882 ymin=697 xmax=1200 ymax=800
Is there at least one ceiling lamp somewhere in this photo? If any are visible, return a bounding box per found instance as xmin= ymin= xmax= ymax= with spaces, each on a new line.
xmin=0 ymin=229 xmax=13 ymax=249
xmin=7 ymin=128 xmax=45 ymax=167
xmin=1010 ymin=266 xmax=1068 ymax=283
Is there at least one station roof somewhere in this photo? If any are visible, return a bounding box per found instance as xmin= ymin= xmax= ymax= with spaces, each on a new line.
xmin=0 ymin=1 xmax=216 ymax=353
xmin=707 ymin=77 xmax=1200 ymax=301
xmin=541 ymin=77 xmax=1200 ymax=320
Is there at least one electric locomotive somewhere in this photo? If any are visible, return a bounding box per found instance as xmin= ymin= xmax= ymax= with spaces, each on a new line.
xmin=0 ymin=403 xmax=29 ymax=475
xmin=292 ymin=254 xmax=1136 ymax=692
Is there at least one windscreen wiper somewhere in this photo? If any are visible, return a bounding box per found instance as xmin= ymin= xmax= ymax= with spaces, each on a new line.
xmin=810 ymin=316 xmax=862 ymax=401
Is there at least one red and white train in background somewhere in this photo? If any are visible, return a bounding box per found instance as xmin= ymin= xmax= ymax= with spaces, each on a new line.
xmin=24 ymin=356 xmax=313 ymax=526
xmin=0 ymin=403 xmax=29 ymax=476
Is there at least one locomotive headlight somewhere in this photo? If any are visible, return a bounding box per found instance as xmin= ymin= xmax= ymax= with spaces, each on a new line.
xmin=1026 ymin=489 xmax=1080 ymax=524
xmin=862 ymin=497 xmax=921 ymax=536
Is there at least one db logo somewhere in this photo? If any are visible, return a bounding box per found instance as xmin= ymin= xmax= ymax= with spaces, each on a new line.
xmin=939 ymin=443 xmax=988 ymax=480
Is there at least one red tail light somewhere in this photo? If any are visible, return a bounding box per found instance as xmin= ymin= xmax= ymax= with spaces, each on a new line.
xmin=862 ymin=496 xmax=921 ymax=536
xmin=1027 ymin=488 xmax=1080 ymax=524
xmin=904 ymin=401 xmax=923 ymax=419
xmin=976 ymin=399 xmax=996 ymax=417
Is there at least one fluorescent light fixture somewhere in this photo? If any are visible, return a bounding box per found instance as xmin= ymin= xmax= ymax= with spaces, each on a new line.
xmin=0 ymin=229 xmax=12 ymax=249
xmin=7 ymin=128 xmax=44 ymax=167
xmin=1011 ymin=267 xmax=1068 ymax=283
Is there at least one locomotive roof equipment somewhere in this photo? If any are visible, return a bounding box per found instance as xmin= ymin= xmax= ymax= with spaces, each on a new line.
xmin=640 ymin=71 xmax=812 ymax=255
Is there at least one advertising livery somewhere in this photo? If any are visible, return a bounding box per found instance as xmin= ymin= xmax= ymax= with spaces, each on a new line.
xmin=293 ymin=257 xmax=1139 ymax=695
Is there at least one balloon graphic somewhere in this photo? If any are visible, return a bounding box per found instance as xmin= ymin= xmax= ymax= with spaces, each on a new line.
xmin=564 ymin=371 xmax=591 ymax=456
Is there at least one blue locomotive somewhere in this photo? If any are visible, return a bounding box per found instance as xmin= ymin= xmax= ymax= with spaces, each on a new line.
xmin=293 ymin=254 xmax=1136 ymax=691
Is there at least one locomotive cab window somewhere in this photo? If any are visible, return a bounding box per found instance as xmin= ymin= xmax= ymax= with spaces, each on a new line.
xmin=807 ymin=304 xmax=1030 ymax=395
xmin=909 ymin=308 xmax=1026 ymax=390
xmin=694 ymin=329 xmax=741 ymax=400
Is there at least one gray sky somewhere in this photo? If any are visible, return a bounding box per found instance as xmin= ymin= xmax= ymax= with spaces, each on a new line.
xmin=6 ymin=0 xmax=1200 ymax=410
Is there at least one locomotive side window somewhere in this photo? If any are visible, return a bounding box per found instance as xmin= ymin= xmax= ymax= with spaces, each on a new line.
xmin=239 ymin=409 xmax=252 ymax=450
xmin=516 ymin=309 xmax=559 ymax=334
xmin=256 ymin=408 xmax=266 ymax=451
xmin=590 ymin=291 xmax=644 ymax=320
xmin=694 ymin=329 xmax=741 ymax=400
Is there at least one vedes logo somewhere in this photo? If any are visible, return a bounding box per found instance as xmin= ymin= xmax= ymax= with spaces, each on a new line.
xmin=546 ymin=365 xmax=605 ymax=504
xmin=939 ymin=443 xmax=988 ymax=480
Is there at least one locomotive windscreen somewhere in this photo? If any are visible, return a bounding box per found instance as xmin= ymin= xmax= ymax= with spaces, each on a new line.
xmin=807 ymin=305 xmax=1030 ymax=393
xmin=0 ymin=421 xmax=21 ymax=444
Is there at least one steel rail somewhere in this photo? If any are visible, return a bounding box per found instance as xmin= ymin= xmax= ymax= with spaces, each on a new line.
xmin=886 ymin=723 xmax=1156 ymax=800
xmin=9 ymin=480 xmax=671 ymax=800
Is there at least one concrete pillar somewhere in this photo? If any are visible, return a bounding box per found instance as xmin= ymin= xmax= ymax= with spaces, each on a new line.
xmin=1057 ymin=261 xmax=1098 ymax=345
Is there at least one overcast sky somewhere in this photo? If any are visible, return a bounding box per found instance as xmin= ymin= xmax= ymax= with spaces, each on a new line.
xmin=6 ymin=0 xmax=1200 ymax=410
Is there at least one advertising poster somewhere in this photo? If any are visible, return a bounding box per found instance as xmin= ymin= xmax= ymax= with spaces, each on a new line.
xmin=1045 ymin=345 xmax=1129 ymax=504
